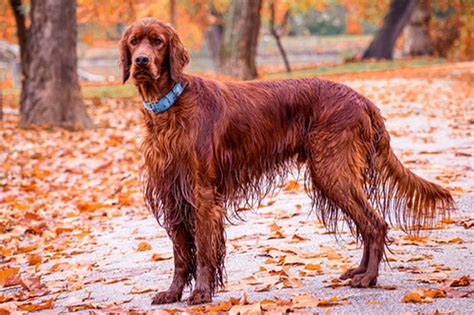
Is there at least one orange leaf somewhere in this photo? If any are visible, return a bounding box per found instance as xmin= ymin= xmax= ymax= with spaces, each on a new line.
xmin=451 ymin=275 xmax=471 ymax=287
xmin=27 ymin=254 xmax=43 ymax=266
xmin=304 ymin=264 xmax=322 ymax=271
xmin=136 ymin=241 xmax=152 ymax=252
xmin=151 ymin=253 xmax=172 ymax=261
xmin=76 ymin=201 xmax=107 ymax=212
xmin=283 ymin=180 xmax=300 ymax=191
xmin=0 ymin=267 xmax=20 ymax=287
xmin=18 ymin=299 xmax=54 ymax=312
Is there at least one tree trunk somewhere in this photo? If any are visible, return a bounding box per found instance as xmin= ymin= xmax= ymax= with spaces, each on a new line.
xmin=20 ymin=0 xmax=93 ymax=129
xmin=403 ymin=0 xmax=433 ymax=56
xmin=362 ymin=0 xmax=419 ymax=60
xmin=269 ymin=1 xmax=291 ymax=73
xmin=0 ymin=79 xmax=3 ymax=121
xmin=206 ymin=4 xmax=224 ymax=67
xmin=205 ymin=24 xmax=223 ymax=66
xmin=9 ymin=0 xmax=30 ymax=112
xmin=169 ymin=0 xmax=176 ymax=26
xmin=218 ymin=0 xmax=262 ymax=80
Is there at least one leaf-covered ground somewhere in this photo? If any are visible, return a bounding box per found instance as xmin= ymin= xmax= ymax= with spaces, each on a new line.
xmin=0 ymin=62 xmax=473 ymax=314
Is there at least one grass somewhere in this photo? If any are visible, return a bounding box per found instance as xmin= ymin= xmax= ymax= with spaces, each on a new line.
xmin=82 ymin=84 xmax=136 ymax=98
xmin=1 ymin=58 xmax=446 ymax=99
xmin=264 ymin=58 xmax=446 ymax=79
xmin=1 ymin=84 xmax=137 ymax=99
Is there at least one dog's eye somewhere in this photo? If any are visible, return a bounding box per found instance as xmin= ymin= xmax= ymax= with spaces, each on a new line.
xmin=130 ymin=38 xmax=138 ymax=46
xmin=152 ymin=38 xmax=163 ymax=45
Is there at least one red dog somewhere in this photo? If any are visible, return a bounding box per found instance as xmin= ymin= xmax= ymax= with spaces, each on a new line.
xmin=120 ymin=18 xmax=454 ymax=305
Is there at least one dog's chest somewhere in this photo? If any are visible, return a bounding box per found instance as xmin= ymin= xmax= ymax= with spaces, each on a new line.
xmin=141 ymin=118 xmax=194 ymax=176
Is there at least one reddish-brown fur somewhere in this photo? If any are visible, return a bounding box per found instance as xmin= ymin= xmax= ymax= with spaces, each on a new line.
xmin=120 ymin=18 xmax=455 ymax=305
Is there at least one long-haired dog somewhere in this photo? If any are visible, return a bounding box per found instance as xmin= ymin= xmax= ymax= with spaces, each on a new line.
xmin=120 ymin=18 xmax=454 ymax=305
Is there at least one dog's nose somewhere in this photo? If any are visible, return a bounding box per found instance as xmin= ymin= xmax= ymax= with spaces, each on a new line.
xmin=135 ymin=55 xmax=149 ymax=66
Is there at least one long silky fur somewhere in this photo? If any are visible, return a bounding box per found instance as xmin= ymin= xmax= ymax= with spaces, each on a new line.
xmin=126 ymin=19 xmax=454 ymax=296
xmin=140 ymin=76 xmax=455 ymax=292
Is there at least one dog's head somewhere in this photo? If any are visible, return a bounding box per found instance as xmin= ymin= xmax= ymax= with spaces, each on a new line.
xmin=119 ymin=18 xmax=190 ymax=84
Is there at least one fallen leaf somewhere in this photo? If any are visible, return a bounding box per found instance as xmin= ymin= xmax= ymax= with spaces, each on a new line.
xmin=304 ymin=264 xmax=322 ymax=271
xmin=402 ymin=291 xmax=423 ymax=303
xmin=136 ymin=241 xmax=152 ymax=252
xmin=317 ymin=296 xmax=349 ymax=307
xmin=21 ymin=276 xmax=45 ymax=291
xmin=284 ymin=180 xmax=300 ymax=191
xmin=27 ymin=254 xmax=42 ymax=266
xmin=130 ymin=286 xmax=154 ymax=294
xmin=460 ymin=218 xmax=474 ymax=229
xmin=402 ymin=288 xmax=446 ymax=303
xmin=18 ymin=299 xmax=54 ymax=312
xmin=450 ymin=275 xmax=470 ymax=287
xmin=151 ymin=253 xmax=172 ymax=261
xmin=228 ymin=302 xmax=261 ymax=315
xmin=268 ymin=222 xmax=285 ymax=239
xmin=0 ymin=267 xmax=21 ymax=288
xmin=207 ymin=300 xmax=233 ymax=312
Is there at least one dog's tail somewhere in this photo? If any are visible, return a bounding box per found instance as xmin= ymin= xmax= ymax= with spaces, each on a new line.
xmin=366 ymin=102 xmax=455 ymax=232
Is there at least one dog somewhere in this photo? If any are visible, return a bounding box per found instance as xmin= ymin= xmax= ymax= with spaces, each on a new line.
xmin=119 ymin=18 xmax=454 ymax=305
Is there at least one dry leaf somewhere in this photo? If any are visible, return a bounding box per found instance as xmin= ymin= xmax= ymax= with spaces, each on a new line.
xmin=130 ymin=286 xmax=154 ymax=294
xmin=228 ymin=303 xmax=261 ymax=315
xmin=136 ymin=241 xmax=152 ymax=252
xmin=284 ymin=180 xmax=300 ymax=191
xmin=18 ymin=299 xmax=54 ymax=312
xmin=450 ymin=275 xmax=470 ymax=287
xmin=268 ymin=222 xmax=285 ymax=239
xmin=151 ymin=253 xmax=172 ymax=261
xmin=0 ymin=267 xmax=20 ymax=287
xmin=402 ymin=288 xmax=446 ymax=303
xmin=304 ymin=264 xmax=322 ymax=271
xmin=27 ymin=254 xmax=43 ymax=266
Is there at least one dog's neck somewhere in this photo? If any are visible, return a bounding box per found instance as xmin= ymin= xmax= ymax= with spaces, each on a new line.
xmin=137 ymin=71 xmax=175 ymax=102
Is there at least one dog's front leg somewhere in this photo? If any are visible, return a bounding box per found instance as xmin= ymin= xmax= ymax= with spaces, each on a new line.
xmin=152 ymin=222 xmax=195 ymax=305
xmin=187 ymin=186 xmax=226 ymax=305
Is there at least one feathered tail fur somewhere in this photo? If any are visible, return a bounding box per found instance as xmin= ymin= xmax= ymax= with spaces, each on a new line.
xmin=368 ymin=102 xmax=455 ymax=232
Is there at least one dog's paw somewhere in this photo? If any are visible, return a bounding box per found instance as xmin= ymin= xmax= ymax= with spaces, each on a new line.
xmin=351 ymin=273 xmax=377 ymax=288
xmin=151 ymin=290 xmax=181 ymax=305
xmin=186 ymin=289 xmax=212 ymax=305
xmin=340 ymin=267 xmax=366 ymax=280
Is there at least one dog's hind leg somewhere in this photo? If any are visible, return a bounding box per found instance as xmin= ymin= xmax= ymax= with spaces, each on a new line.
xmin=307 ymin=127 xmax=388 ymax=287
xmin=186 ymin=186 xmax=226 ymax=305
xmin=340 ymin=237 xmax=370 ymax=280
xmin=152 ymin=221 xmax=195 ymax=304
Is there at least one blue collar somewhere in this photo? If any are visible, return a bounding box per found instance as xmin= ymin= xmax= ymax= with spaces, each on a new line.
xmin=143 ymin=82 xmax=188 ymax=113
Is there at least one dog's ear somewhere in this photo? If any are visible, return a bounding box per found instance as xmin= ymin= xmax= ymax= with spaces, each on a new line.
xmin=167 ymin=24 xmax=190 ymax=82
xmin=119 ymin=27 xmax=131 ymax=84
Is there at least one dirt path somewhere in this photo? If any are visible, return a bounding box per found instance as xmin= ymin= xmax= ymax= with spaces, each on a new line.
xmin=0 ymin=62 xmax=473 ymax=314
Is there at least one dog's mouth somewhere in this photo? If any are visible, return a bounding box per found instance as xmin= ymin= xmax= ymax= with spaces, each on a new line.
xmin=133 ymin=70 xmax=160 ymax=82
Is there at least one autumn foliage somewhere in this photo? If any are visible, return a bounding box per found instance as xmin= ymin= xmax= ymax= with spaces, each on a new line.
xmin=0 ymin=0 xmax=471 ymax=59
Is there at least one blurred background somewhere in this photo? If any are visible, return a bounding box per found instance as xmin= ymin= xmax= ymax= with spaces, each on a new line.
xmin=0 ymin=0 xmax=472 ymax=127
